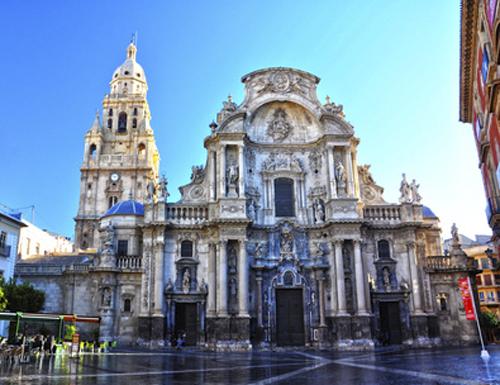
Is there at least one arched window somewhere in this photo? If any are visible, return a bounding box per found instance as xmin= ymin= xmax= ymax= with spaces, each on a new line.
xmin=377 ymin=240 xmax=391 ymax=259
xmin=133 ymin=107 xmax=138 ymax=116
xmin=138 ymin=143 xmax=146 ymax=160
xmin=124 ymin=298 xmax=131 ymax=312
xmin=274 ymin=178 xmax=294 ymax=217
xmin=109 ymin=108 xmax=113 ymax=116
xmin=132 ymin=118 xmax=137 ymax=128
xmin=107 ymin=118 xmax=112 ymax=129
xmin=89 ymin=144 xmax=97 ymax=160
xmin=180 ymin=240 xmax=193 ymax=258
xmin=118 ymin=112 xmax=127 ymax=133
xmin=108 ymin=196 xmax=118 ymax=208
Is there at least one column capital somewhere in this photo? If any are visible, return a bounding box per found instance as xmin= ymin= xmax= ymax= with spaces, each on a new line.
xmin=332 ymin=239 xmax=344 ymax=247
xmin=406 ymin=240 xmax=416 ymax=249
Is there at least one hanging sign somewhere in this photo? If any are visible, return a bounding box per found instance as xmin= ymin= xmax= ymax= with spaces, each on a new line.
xmin=458 ymin=277 xmax=476 ymax=321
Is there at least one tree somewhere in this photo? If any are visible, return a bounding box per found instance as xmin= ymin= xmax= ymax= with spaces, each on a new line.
xmin=2 ymin=279 xmax=45 ymax=313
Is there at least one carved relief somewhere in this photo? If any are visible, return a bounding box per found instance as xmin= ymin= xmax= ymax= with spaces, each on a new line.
xmin=358 ymin=164 xmax=386 ymax=204
xmin=190 ymin=165 xmax=205 ymax=184
xmin=262 ymin=152 xmax=303 ymax=173
xmin=308 ymin=150 xmax=323 ymax=172
xmin=267 ymin=108 xmax=292 ymax=141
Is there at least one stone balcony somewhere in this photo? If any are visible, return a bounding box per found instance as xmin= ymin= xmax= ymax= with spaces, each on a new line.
xmin=363 ymin=205 xmax=401 ymax=222
xmin=166 ymin=204 xmax=209 ymax=225
xmin=116 ymin=255 xmax=142 ymax=270
xmin=84 ymin=155 xmax=150 ymax=169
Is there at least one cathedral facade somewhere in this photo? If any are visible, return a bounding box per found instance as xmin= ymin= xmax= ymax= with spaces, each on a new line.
xmin=16 ymin=43 xmax=478 ymax=350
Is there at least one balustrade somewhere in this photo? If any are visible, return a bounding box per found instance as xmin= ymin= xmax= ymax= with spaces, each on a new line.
xmin=166 ymin=204 xmax=208 ymax=224
xmin=364 ymin=205 xmax=401 ymax=221
xmin=116 ymin=255 xmax=142 ymax=269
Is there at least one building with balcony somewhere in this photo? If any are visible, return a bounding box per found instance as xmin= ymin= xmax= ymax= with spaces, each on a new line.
xmin=16 ymin=42 xmax=479 ymax=349
xmin=17 ymin=219 xmax=74 ymax=259
xmin=460 ymin=0 xmax=500 ymax=255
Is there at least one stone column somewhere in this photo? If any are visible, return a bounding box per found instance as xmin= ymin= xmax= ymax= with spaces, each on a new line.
xmin=153 ymin=238 xmax=164 ymax=316
xmin=353 ymin=240 xmax=368 ymax=315
xmin=407 ymin=241 xmax=423 ymax=314
xmin=238 ymin=145 xmax=244 ymax=197
xmin=318 ymin=274 xmax=327 ymax=327
xmin=238 ymin=240 xmax=249 ymax=317
xmin=207 ymin=243 xmax=217 ymax=316
xmin=217 ymin=240 xmax=228 ymax=316
xmin=344 ymin=147 xmax=354 ymax=197
xmin=256 ymin=275 xmax=263 ymax=327
xmin=334 ymin=240 xmax=347 ymax=315
xmin=327 ymin=145 xmax=337 ymax=199
xmin=219 ymin=144 xmax=226 ymax=199
xmin=351 ymin=147 xmax=360 ymax=198
xmin=327 ymin=249 xmax=338 ymax=316
xmin=209 ymin=151 xmax=216 ymax=201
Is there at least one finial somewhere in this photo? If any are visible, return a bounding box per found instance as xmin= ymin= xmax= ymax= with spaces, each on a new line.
xmin=228 ymin=94 xmax=233 ymax=103
xmin=127 ymin=35 xmax=137 ymax=61
xmin=128 ymin=191 xmax=133 ymax=200
xmin=325 ymin=95 xmax=331 ymax=104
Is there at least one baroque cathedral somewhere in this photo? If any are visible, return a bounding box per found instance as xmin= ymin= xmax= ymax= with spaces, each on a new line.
xmin=17 ymin=42 xmax=478 ymax=350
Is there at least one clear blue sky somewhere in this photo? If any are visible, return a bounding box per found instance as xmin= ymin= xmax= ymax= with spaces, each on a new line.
xmin=0 ymin=0 xmax=490 ymax=240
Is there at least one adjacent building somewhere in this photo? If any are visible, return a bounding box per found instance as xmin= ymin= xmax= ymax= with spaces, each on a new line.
xmin=17 ymin=220 xmax=74 ymax=259
xmin=16 ymin=42 xmax=478 ymax=350
xmin=460 ymin=0 xmax=500 ymax=255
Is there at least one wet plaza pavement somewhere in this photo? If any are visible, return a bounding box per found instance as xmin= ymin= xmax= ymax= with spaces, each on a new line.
xmin=0 ymin=346 xmax=497 ymax=385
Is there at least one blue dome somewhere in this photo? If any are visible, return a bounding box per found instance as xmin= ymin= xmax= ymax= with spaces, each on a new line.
xmin=102 ymin=200 xmax=144 ymax=217
xmin=422 ymin=206 xmax=437 ymax=218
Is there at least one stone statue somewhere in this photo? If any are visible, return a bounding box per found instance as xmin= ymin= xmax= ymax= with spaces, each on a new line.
xmin=280 ymin=225 xmax=294 ymax=259
xmin=146 ymin=178 xmax=156 ymax=203
xmin=382 ymin=267 xmax=391 ymax=291
xmin=324 ymin=95 xmax=345 ymax=117
xmin=227 ymin=164 xmax=239 ymax=186
xmin=190 ymin=165 xmax=205 ymax=183
xmin=335 ymin=160 xmax=346 ymax=195
xmin=199 ymin=278 xmax=208 ymax=293
xmin=103 ymin=222 xmax=114 ymax=252
xmin=182 ymin=268 xmax=191 ymax=293
xmin=229 ymin=278 xmax=237 ymax=296
xmin=451 ymin=223 xmax=459 ymax=244
xmin=158 ymin=175 xmax=169 ymax=202
xmin=228 ymin=243 xmax=237 ymax=274
xmin=165 ymin=278 xmax=174 ymax=293
xmin=254 ymin=242 xmax=266 ymax=260
xmin=410 ymin=179 xmax=422 ymax=204
xmin=101 ymin=287 xmax=112 ymax=307
xmin=247 ymin=199 xmax=257 ymax=220
xmin=313 ymin=199 xmax=325 ymax=223
xmin=399 ymin=173 xmax=412 ymax=203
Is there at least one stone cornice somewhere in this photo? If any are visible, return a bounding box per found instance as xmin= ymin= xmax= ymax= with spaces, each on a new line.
xmin=460 ymin=0 xmax=479 ymax=122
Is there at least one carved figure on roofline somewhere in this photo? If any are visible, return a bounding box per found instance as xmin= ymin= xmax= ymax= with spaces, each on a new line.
xmin=146 ymin=178 xmax=156 ymax=203
xmin=399 ymin=173 xmax=412 ymax=203
xmin=158 ymin=175 xmax=169 ymax=202
xmin=410 ymin=179 xmax=422 ymax=204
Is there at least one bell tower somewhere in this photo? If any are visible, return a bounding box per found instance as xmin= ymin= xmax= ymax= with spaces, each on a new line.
xmin=74 ymin=41 xmax=160 ymax=250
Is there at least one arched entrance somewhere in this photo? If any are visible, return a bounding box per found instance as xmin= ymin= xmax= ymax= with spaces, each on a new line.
xmin=276 ymin=288 xmax=305 ymax=346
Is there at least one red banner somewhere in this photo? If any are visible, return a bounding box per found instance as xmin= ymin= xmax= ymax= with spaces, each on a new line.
xmin=458 ymin=277 xmax=476 ymax=321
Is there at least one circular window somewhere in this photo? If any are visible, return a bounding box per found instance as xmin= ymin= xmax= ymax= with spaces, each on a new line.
xmin=114 ymin=73 xmax=118 ymax=78
xmin=137 ymin=73 xmax=141 ymax=77
xmin=124 ymin=71 xmax=130 ymax=75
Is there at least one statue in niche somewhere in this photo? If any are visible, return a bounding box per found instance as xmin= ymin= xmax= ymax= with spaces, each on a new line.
xmin=410 ymin=179 xmax=422 ymax=204
xmin=157 ymin=175 xmax=169 ymax=202
xmin=335 ymin=159 xmax=346 ymax=194
xmin=227 ymin=244 xmax=238 ymax=274
xmin=382 ymin=267 xmax=391 ymax=291
xmin=313 ymin=199 xmax=325 ymax=223
xmin=247 ymin=199 xmax=257 ymax=220
xmin=101 ymin=287 xmax=112 ymax=307
xmin=229 ymin=277 xmax=237 ymax=297
xmin=182 ymin=268 xmax=191 ymax=293
xmin=165 ymin=278 xmax=174 ymax=293
xmin=399 ymin=173 xmax=412 ymax=203
xmin=342 ymin=245 xmax=351 ymax=270
xmin=227 ymin=164 xmax=239 ymax=186
xmin=280 ymin=226 xmax=294 ymax=257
